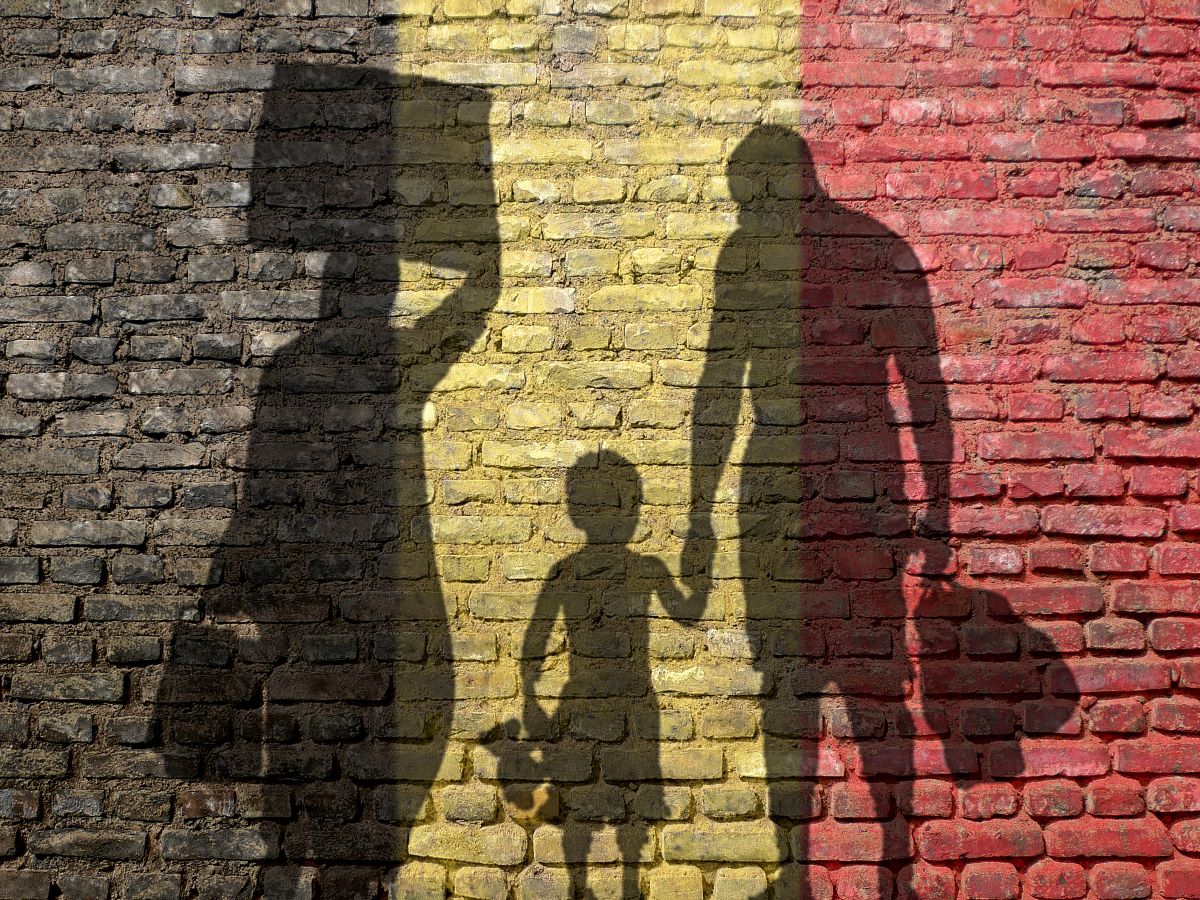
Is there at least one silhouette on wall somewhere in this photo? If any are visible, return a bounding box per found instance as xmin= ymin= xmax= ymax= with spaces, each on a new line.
xmin=682 ymin=127 xmax=1078 ymax=897
xmin=492 ymin=450 xmax=700 ymax=898
xmin=151 ymin=65 xmax=498 ymax=896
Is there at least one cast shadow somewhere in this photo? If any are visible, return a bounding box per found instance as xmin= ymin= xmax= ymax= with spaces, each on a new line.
xmin=149 ymin=64 xmax=498 ymax=898
xmin=490 ymin=450 xmax=698 ymax=899
xmin=683 ymin=126 xmax=1079 ymax=898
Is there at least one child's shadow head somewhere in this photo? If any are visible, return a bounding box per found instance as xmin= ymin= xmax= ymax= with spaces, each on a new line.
xmin=567 ymin=450 xmax=641 ymax=546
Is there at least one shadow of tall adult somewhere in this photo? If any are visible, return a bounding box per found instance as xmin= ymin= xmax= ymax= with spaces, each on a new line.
xmin=682 ymin=127 xmax=1077 ymax=898
xmin=150 ymin=65 xmax=498 ymax=897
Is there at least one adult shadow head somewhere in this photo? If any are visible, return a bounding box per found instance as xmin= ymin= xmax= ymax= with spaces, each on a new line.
xmin=688 ymin=126 xmax=1077 ymax=898
xmin=150 ymin=65 xmax=498 ymax=898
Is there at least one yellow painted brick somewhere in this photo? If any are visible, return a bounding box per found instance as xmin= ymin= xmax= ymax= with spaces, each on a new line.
xmin=727 ymin=23 xmax=779 ymax=48
xmin=649 ymin=866 xmax=704 ymax=900
xmin=564 ymin=249 xmax=619 ymax=276
xmin=626 ymin=247 xmax=681 ymax=274
xmin=603 ymin=136 xmax=724 ymax=165
xmin=537 ymin=362 xmax=652 ymax=390
xmin=623 ymin=322 xmax=682 ymax=350
xmin=568 ymin=401 xmax=620 ymax=428
xmin=675 ymin=59 xmax=790 ymax=86
xmin=503 ymin=479 xmax=562 ymax=505
xmin=540 ymin=212 xmax=656 ymax=240
xmin=442 ymin=0 xmax=498 ymax=16
xmin=664 ymin=23 xmax=723 ymax=46
xmin=500 ymin=552 xmax=558 ymax=580
xmin=572 ymin=176 xmax=625 ymax=203
xmin=482 ymin=440 xmax=597 ymax=468
xmin=493 ymin=138 xmax=593 ymax=164
xmin=664 ymin=211 xmax=739 ymax=240
xmin=627 ymin=398 xmax=686 ymax=427
xmin=643 ymin=0 xmax=695 ymax=13
xmin=501 ymin=250 xmax=553 ymax=279
xmin=418 ymin=62 xmax=539 ymax=85
xmin=512 ymin=179 xmax=561 ymax=203
xmin=442 ymin=556 xmax=492 ymax=583
xmin=585 ymin=99 xmax=639 ymax=124
xmin=488 ymin=23 xmax=545 ymax=51
xmin=711 ymin=99 xmax=761 ymax=124
xmin=410 ymin=363 xmax=524 ymax=392
xmin=424 ymin=516 xmax=533 ymax=545
xmin=370 ymin=0 xmax=434 ymax=11
xmin=587 ymin=284 xmax=702 ymax=312
xmin=563 ymin=325 xmax=613 ymax=350
xmin=428 ymin=24 xmax=485 ymax=50
xmin=495 ymin=287 xmax=576 ymax=314
xmin=702 ymin=0 xmax=758 ymax=14
xmin=608 ymin=22 xmax=661 ymax=50
xmin=454 ymin=866 xmax=508 ymax=900
xmin=635 ymin=175 xmax=693 ymax=202
xmin=500 ymin=325 xmax=555 ymax=353
xmin=504 ymin=402 xmax=562 ymax=429
xmin=522 ymin=99 xmax=573 ymax=126
xmin=551 ymin=64 xmax=666 ymax=88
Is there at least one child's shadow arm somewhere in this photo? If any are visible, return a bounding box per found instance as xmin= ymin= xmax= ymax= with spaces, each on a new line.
xmin=646 ymin=555 xmax=707 ymax=622
xmin=510 ymin=584 xmax=561 ymax=737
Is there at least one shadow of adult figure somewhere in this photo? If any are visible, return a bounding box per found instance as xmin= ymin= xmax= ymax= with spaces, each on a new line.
xmin=498 ymin=450 xmax=698 ymax=899
xmin=682 ymin=126 xmax=1077 ymax=898
xmin=151 ymin=65 xmax=498 ymax=898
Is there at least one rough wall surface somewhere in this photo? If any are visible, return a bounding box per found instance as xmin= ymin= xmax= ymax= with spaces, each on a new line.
xmin=2 ymin=0 xmax=1200 ymax=898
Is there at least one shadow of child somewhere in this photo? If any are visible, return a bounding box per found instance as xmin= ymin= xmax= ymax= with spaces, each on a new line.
xmin=490 ymin=450 xmax=701 ymax=898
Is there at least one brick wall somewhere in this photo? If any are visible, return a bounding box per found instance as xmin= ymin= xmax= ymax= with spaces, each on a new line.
xmin=2 ymin=0 xmax=1200 ymax=898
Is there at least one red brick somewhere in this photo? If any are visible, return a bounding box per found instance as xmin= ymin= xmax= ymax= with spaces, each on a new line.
xmin=962 ymin=862 xmax=1020 ymax=899
xmin=833 ymin=866 xmax=894 ymax=900
xmin=1075 ymin=390 xmax=1131 ymax=421
xmin=1115 ymin=738 xmax=1200 ymax=773
xmin=979 ymin=431 xmax=1093 ymax=460
xmin=1104 ymin=427 xmax=1200 ymax=459
xmin=1149 ymin=618 xmax=1200 ymax=651
xmin=1026 ymin=781 xmax=1085 ymax=819
xmin=1008 ymin=393 xmax=1065 ymax=421
xmin=958 ymin=782 xmax=1019 ymax=820
xmin=1045 ymin=816 xmax=1172 ymax=858
xmin=919 ymin=209 xmax=1035 ymax=236
xmin=1114 ymin=581 xmax=1200 ymax=613
xmin=1042 ymin=505 xmax=1166 ymax=538
xmin=915 ymin=817 xmax=1044 ymax=860
xmin=1030 ymin=544 xmax=1086 ymax=572
xmin=1085 ymin=617 xmax=1145 ymax=651
xmin=1090 ymin=543 xmax=1150 ymax=574
xmin=1084 ymin=775 xmax=1146 ymax=816
xmin=1006 ymin=470 xmax=1065 ymax=499
xmin=976 ymin=277 xmax=1088 ymax=308
xmin=989 ymin=740 xmax=1110 ymax=778
xmin=1159 ymin=861 xmax=1200 ymax=898
xmin=1146 ymin=776 xmax=1200 ymax=812
xmin=1158 ymin=544 xmax=1200 ymax=574
xmin=1170 ymin=819 xmax=1200 ymax=853
xmin=1063 ymin=464 xmax=1125 ymax=496
xmin=1028 ymin=860 xmax=1087 ymax=899
xmin=987 ymin=584 xmax=1102 ymax=615
xmin=1089 ymin=862 xmax=1153 ymax=900
xmin=1044 ymin=352 xmax=1163 ymax=383
xmin=1089 ymin=699 xmax=1147 ymax=734
xmin=897 ymin=863 xmax=955 ymax=900
xmin=1047 ymin=659 xmax=1171 ymax=694
xmin=797 ymin=818 xmax=912 ymax=861
xmin=1148 ymin=697 xmax=1200 ymax=733
xmin=1129 ymin=466 xmax=1189 ymax=497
